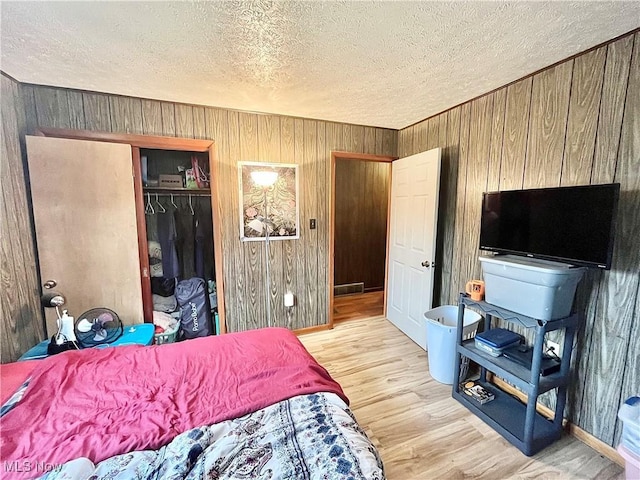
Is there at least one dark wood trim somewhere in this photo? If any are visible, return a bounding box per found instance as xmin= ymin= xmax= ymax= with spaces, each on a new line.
xmin=329 ymin=151 xmax=396 ymax=328
xmin=34 ymin=127 xmax=213 ymax=151
xmin=383 ymin=166 xmax=393 ymax=317
xmin=131 ymin=146 xmax=153 ymax=323
xmin=402 ymin=27 xmax=640 ymax=130
xmin=293 ymin=324 xmax=331 ymax=336
xmin=208 ymin=144 xmax=227 ymax=335
xmin=329 ymin=153 xmax=336 ymax=329
xmin=332 ymin=151 xmax=397 ymax=163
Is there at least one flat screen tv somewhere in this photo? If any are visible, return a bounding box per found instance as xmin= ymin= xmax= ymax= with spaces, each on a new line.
xmin=479 ymin=183 xmax=620 ymax=269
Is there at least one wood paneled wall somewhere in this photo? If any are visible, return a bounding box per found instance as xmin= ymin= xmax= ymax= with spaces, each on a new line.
xmin=334 ymin=159 xmax=390 ymax=290
xmin=398 ymin=32 xmax=639 ymax=448
xmin=1 ymin=80 xmax=397 ymax=361
xmin=0 ymin=74 xmax=44 ymax=363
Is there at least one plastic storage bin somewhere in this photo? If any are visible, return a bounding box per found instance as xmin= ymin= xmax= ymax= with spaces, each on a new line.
xmin=618 ymin=444 xmax=640 ymax=480
xmin=479 ymin=255 xmax=585 ymax=320
xmin=424 ymin=306 xmax=482 ymax=384
xmin=619 ymin=396 xmax=640 ymax=456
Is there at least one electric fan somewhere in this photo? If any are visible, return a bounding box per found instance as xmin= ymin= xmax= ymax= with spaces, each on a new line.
xmin=75 ymin=308 xmax=123 ymax=347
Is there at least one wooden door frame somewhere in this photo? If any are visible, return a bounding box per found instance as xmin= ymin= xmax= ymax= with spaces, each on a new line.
xmin=329 ymin=151 xmax=397 ymax=328
xmin=34 ymin=128 xmax=227 ymax=334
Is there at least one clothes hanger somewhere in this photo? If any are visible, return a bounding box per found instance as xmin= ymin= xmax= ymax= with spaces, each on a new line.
xmin=188 ymin=194 xmax=195 ymax=216
xmin=145 ymin=193 xmax=155 ymax=215
xmin=170 ymin=193 xmax=178 ymax=209
xmin=155 ymin=193 xmax=166 ymax=214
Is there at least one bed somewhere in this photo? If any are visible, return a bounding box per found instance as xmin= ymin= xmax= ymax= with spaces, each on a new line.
xmin=0 ymin=328 xmax=384 ymax=479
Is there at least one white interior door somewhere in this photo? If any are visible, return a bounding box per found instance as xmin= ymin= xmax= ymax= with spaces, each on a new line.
xmin=386 ymin=148 xmax=441 ymax=349
xmin=26 ymin=136 xmax=144 ymax=336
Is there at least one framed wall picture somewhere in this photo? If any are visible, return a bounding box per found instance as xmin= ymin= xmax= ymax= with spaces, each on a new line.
xmin=239 ymin=162 xmax=299 ymax=241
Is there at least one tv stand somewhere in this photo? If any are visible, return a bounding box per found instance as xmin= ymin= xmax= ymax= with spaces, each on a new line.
xmin=452 ymin=294 xmax=579 ymax=456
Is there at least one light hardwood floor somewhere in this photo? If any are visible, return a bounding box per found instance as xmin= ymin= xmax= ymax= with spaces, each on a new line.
xmin=333 ymin=291 xmax=385 ymax=322
xmin=299 ymin=316 xmax=624 ymax=480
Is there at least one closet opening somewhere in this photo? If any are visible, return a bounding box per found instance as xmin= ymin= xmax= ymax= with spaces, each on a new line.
xmin=138 ymin=147 xmax=220 ymax=336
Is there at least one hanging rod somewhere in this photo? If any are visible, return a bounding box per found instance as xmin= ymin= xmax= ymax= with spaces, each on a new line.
xmin=143 ymin=187 xmax=211 ymax=197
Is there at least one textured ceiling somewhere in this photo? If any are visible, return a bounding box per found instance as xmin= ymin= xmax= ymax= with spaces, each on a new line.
xmin=1 ymin=1 xmax=639 ymax=129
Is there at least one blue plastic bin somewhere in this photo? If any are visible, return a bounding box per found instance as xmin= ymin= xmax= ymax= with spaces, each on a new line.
xmin=619 ymin=396 xmax=640 ymax=456
xmin=424 ymin=306 xmax=482 ymax=384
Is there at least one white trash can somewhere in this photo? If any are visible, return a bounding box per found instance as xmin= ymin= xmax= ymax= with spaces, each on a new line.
xmin=424 ymin=306 xmax=482 ymax=384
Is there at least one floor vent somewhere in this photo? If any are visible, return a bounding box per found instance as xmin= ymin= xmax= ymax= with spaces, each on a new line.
xmin=334 ymin=282 xmax=365 ymax=296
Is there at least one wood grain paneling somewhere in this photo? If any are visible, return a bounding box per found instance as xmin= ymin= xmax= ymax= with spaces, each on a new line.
xmin=303 ymin=120 xmax=319 ymax=325
xmin=569 ymin=46 xmax=625 ymax=410
xmin=460 ymin=95 xmax=493 ymax=282
xmin=33 ymin=87 xmax=71 ymax=129
xmin=437 ymin=107 xmax=460 ymax=307
xmin=193 ymin=107 xmax=207 ymax=140
xmin=427 ymin=117 xmax=439 ymax=150
xmin=66 ymin=91 xmax=85 ymax=130
xmin=21 ymin=85 xmax=38 ymax=133
xmin=449 ymin=103 xmax=472 ymax=302
xmin=364 ymin=127 xmax=376 ymax=155
xmin=109 ymin=96 xmax=143 ymax=134
xmin=174 ymin=104 xmax=194 ymax=138
xmin=398 ymin=31 xmax=639 ymax=449
xmin=523 ymin=62 xmax=573 ymax=189
xmin=561 ymin=47 xmax=606 ymax=186
xmin=500 ymin=77 xmax=532 ymax=190
xmin=238 ymin=112 xmax=264 ymax=330
xmin=293 ymin=118 xmax=308 ymax=328
xmin=141 ymin=99 xmax=163 ymax=136
xmin=316 ymin=122 xmax=329 ymax=324
xmin=487 ymin=88 xmax=506 ymax=192
xmin=223 ymin=110 xmax=247 ymax=330
xmin=1 ymin=74 xmax=44 ymax=362
xmin=592 ymin=36 xmax=634 ymax=184
xmin=161 ymin=102 xmax=176 ymax=137
xmin=5 ymin=81 xmax=397 ymax=359
xmin=585 ymin=32 xmax=640 ymax=446
xmin=280 ymin=117 xmax=298 ymax=330
xmin=334 ymin=159 xmax=390 ymax=290
xmin=414 ymin=121 xmax=428 ymax=153
xmin=257 ymin=115 xmax=285 ymax=327
xmin=83 ymin=92 xmax=111 ymax=132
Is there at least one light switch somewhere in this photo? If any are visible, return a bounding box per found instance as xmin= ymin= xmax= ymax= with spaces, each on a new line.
xmin=310 ymin=219 xmax=316 ymax=229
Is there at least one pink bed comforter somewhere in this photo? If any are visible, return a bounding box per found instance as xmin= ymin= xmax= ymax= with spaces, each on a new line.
xmin=1 ymin=328 xmax=346 ymax=475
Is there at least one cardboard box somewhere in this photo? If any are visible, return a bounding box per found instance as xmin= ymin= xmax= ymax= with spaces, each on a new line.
xmin=158 ymin=174 xmax=183 ymax=188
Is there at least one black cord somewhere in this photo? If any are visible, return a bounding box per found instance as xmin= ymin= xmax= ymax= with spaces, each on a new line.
xmin=545 ymin=346 xmax=561 ymax=361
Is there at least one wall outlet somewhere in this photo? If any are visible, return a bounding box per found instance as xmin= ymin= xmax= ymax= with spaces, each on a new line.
xmin=547 ymin=340 xmax=561 ymax=357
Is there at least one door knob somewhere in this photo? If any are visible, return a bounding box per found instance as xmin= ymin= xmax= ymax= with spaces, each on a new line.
xmin=421 ymin=261 xmax=430 ymax=268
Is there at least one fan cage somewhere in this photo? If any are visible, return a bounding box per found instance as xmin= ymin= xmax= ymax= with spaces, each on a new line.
xmin=75 ymin=308 xmax=123 ymax=347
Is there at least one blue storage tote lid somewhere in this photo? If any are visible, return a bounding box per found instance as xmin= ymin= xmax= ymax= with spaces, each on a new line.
xmin=475 ymin=328 xmax=522 ymax=348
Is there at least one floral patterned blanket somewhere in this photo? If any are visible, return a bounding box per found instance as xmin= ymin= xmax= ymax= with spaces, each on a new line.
xmin=40 ymin=393 xmax=384 ymax=480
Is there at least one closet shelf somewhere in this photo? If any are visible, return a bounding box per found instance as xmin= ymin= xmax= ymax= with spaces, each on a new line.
xmin=143 ymin=187 xmax=211 ymax=196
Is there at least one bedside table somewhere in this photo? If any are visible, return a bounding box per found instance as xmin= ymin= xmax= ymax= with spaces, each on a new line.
xmin=18 ymin=324 xmax=156 ymax=361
